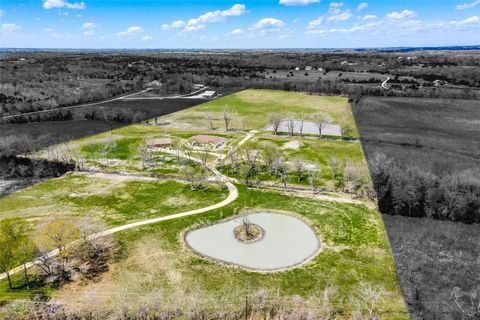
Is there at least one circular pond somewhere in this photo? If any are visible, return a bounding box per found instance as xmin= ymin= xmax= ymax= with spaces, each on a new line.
xmin=185 ymin=212 xmax=321 ymax=272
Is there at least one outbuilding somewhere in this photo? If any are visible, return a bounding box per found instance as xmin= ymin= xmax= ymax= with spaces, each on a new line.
xmin=146 ymin=138 xmax=172 ymax=148
xmin=201 ymin=91 xmax=217 ymax=99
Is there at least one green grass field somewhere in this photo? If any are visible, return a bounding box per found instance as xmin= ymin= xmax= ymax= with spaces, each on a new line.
xmin=0 ymin=173 xmax=228 ymax=228
xmin=48 ymin=186 xmax=407 ymax=318
xmin=0 ymin=89 xmax=407 ymax=318
xmin=163 ymin=89 xmax=357 ymax=134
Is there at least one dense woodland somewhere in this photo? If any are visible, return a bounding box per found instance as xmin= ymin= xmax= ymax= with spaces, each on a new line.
xmin=1 ymin=50 xmax=479 ymax=119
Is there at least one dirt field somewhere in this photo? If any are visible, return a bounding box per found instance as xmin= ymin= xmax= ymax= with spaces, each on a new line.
xmin=354 ymin=97 xmax=480 ymax=171
xmin=354 ymin=96 xmax=480 ymax=319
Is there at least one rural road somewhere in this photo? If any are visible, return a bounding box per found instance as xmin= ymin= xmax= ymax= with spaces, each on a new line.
xmin=0 ymin=146 xmax=238 ymax=282
xmin=0 ymin=88 xmax=153 ymax=121
xmin=121 ymin=86 xmax=209 ymax=100
xmin=0 ymin=86 xmax=209 ymax=122
xmin=381 ymin=77 xmax=390 ymax=89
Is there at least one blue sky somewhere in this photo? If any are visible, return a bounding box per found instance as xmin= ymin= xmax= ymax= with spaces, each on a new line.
xmin=0 ymin=0 xmax=479 ymax=48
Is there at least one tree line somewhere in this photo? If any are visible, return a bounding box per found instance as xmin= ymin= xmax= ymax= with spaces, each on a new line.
xmin=369 ymin=153 xmax=480 ymax=224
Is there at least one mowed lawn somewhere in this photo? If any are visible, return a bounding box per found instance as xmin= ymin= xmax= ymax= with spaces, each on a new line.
xmin=51 ymin=186 xmax=408 ymax=319
xmin=162 ymin=89 xmax=357 ymax=134
xmin=0 ymin=173 xmax=228 ymax=228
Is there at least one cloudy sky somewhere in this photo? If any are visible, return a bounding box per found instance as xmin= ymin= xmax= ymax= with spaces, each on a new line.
xmin=0 ymin=0 xmax=479 ymax=48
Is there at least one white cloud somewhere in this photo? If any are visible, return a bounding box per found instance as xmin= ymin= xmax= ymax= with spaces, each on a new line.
xmin=279 ymin=0 xmax=320 ymax=6
xmin=326 ymin=2 xmax=351 ymax=21
xmin=253 ymin=18 xmax=285 ymax=29
xmin=357 ymin=2 xmax=368 ymax=11
xmin=460 ymin=15 xmax=479 ymax=24
xmin=184 ymin=24 xmax=206 ymax=32
xmin=386 ymin=10 xmax=417 ymax=20
xmin=221 ymin=4 xmax=247 ymax=16
xmin=116 ymin=26 xmax=144 ymax=38
xmin=142 ymin=35 xmax=153 ymax=41
xmin=328 ymin=2 xmax=344 ymax=14
xmin=230 ymin=28 xmax=243 ymax=35
xmin=162 ymin=20 xmax=185 ymax=31
xmin=362 ymin=14 xmax=376 ymax=20
xmin=82 ymin=22 xmax=99 ymax=29
xmin=306 ymin=13 xmax=479 ymax=38
xmin=328 ymin=9 xmax=352 ymax=21
xmin=1 ymin=23 xmax=21 ymax=33
xmin=308 ymin=16 xmax=324 ymax=29
xmin=456 ymin=0 xmax=480 ymax=10
xmin=43 ymin=0 xmax=86 ymax=10
xmin=163 ymin=4 xmax=247 ymax=33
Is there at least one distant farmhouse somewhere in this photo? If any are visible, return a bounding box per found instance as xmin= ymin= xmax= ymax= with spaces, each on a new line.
xmin=190 ymin=135 xmax=227 ymax=149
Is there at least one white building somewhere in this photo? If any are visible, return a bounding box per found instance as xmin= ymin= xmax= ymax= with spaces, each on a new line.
xmin=202 ymin=91 xmax=216 ymax=99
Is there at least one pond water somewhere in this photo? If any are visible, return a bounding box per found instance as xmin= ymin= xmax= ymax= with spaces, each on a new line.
xmin=185 ymin=212 xmax=321 ymax=271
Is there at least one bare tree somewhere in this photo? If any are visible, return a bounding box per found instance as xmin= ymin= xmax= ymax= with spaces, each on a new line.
xmin=328 ymin=156 xmax=344 ymax=180
xmin=260 ymin=142 xmax=283 ymax=175
xmin=268 ymin=113 xmax=283 ymax=135
xmin=241 ymin=147 xmax=259 ymax=186
xmin=291 ymin=157 xmax=306 ymax=181
xmin=311 ymin=112 xmax=331 ymax=139
xmin=222 ymin=106 xmax=232 ymax=132
xmin=199 ymin=144 xmax=211 ymax=167
xmin=241 ymin=212 xmax=253 ymax=237
xmin=298 ymin=117 xmax=305 ymax=137
xmin=277 ymin=162 xmax=290 ymax=189
xmin=308 ymin=169 xmax=320 ymax=193
xmin=339 ymin=120 xmax=355 ymax=140
xmin=227 ymin=147 xmax=239 ymax=173
xmin=180 ymin=165 xmax=197 ymax=190
xmin=139 ymin=144 xmax=151 ymax=170
xmin=205 ymin=113 xmax=215 ymax=130
xmin=171 ymin=139 xmax=184 ymax=162
xmin=286 ymin=115 xmax=295 ymax=136
xmin=36 ymin=250 xmax=55 ymax=279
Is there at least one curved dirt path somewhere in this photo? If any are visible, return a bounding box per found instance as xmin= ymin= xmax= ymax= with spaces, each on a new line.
xmin=0 ymin=150 xmax=238 ymax=281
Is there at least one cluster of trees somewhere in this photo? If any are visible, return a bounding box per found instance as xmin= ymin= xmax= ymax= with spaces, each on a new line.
xmin=370 ymin=153 xmax=480 ymax=224
xmin=0 ymin=284 xmax=391 ymax=320
xmin=223 ymin=141 xmax=373 ymax=200
xmin=0 ymin=134 xmax=76 ymax=179
xmin=0 ymin=218 xmax=117 ymax=291
xmin=267 ymin=111 xmax=355 ymax=139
